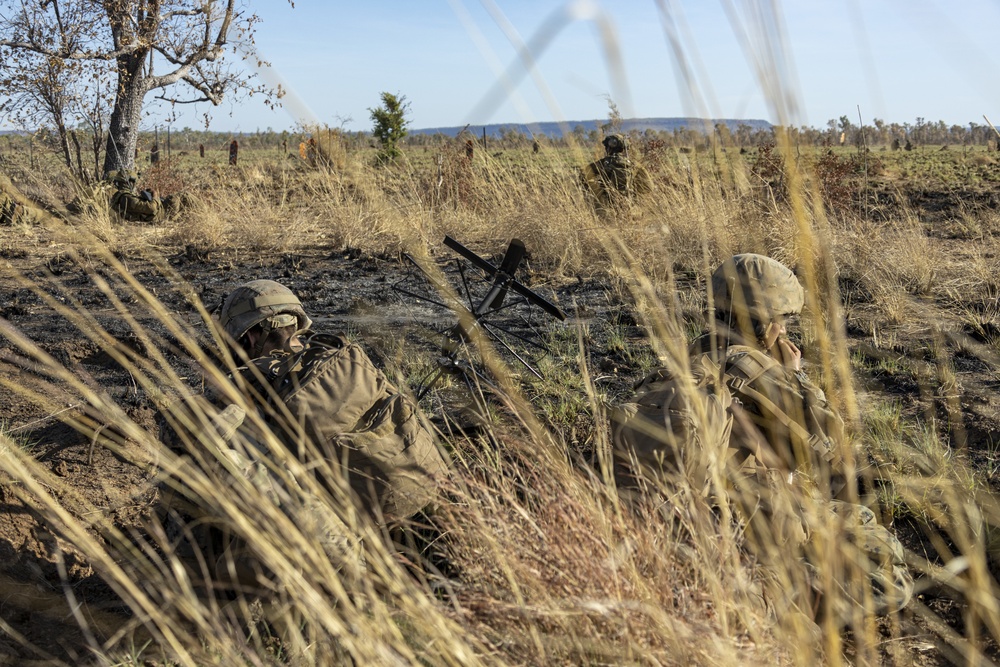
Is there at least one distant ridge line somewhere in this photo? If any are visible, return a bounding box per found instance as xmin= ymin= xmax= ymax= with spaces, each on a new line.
xmin=1 ymin=118 xmax=773 ymax=138
xmin=411 ymin=117 xmax=773 ymax=139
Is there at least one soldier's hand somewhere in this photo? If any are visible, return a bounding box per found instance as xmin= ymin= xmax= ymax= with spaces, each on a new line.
xmin=774 ymin=337 xmax=802 ymax=371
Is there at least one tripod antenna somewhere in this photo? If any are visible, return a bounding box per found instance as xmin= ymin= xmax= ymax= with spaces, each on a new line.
xmin=394 ymin=236 xmax=567 ymax=401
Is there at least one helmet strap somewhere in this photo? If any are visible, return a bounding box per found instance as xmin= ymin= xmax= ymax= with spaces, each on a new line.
xmin=251 ymin=319 xmax=274 ymax=358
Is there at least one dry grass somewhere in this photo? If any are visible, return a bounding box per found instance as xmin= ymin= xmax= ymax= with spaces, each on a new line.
xmin=2 ymin=121 xmax=1000 ymax=667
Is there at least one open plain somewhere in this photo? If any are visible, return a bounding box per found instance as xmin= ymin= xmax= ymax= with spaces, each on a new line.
xmin=2 ymin=136 xmax=1000 ymax=664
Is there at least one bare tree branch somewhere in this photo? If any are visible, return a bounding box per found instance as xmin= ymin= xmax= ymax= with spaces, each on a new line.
xmin=212 ymin=0 xmax=235 ymax=51
xmin=153 ymin=90 xmax=213 ymax=105
xmin=0 ymin=39 xmax=130 ymax=60
xmin=160 ymin=9 xmax=202 ymax=20
xmin=1 ymin=0 xmax=284 ymax=174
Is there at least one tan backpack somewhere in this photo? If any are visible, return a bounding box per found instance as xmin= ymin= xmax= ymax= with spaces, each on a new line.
xmin=612 ymin=341 xmax=845 ymax=496
xmin=716 ymin=344 xmax=844 ymax=485
xmin=110 ymin=190 xmax=162 ymax=222
xmin=611 ymin=354 xmax=734 ymax=497
xmin=241 ymin=333 xmax=448 ymax=521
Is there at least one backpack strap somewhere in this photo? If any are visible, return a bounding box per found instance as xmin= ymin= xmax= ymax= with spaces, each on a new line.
xmin=723 ymin=345 xmax=837 ymax=464
xmin=723 ymin=345 xmax=776 ymax=384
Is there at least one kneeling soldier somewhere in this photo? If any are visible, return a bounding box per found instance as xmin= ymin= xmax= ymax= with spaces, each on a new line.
xmin=613 ymin=253 xmax=912 ymax=625
xmin=108 ymin=170 xmax=163 ymax=222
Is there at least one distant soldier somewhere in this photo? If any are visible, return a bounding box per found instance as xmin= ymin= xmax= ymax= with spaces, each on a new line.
xmin=613 ymin=254 xmax=913 ymax=625
xmin=580 ymin=133 xmax=652 ymax=213
xmin=0 ymin=190 xmax=27 ymax=226
xmin=108 ymin=170 xmax=163 ymax=222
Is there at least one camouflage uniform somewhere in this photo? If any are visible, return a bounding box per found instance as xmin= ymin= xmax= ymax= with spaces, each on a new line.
xmin=614 ymin=254 xmax=913 ymax=621
xmin=161 ymin=280 xmax=448 ymax=592
xmin=108 ymin=170 xmax=163 ymax=222
xmin=611 ymin=353 xmax=733 ymax=501
xmin=217 ymin=281 xmax=446 ymax=518
xmin=0 ymin=191 xmax=27 ymax=226
xmin=227 ymin=329 xmax=448 ymax=522
xmin=580 ymin=134 xmax=652 ymax=212
xmin=689 ymin=324 xmax=846 ymax=492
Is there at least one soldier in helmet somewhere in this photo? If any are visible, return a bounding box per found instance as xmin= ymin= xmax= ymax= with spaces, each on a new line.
xmin=161 ymin=279 xmax=449 ymax=595
xmin=614 ymin=253 xmax=912 ymax=626
xmin=0 ymin=190 xmax=27 ymax=226
xmin=692 ymin=253 xmax=844 ymax=483
xmin=580 ymin=133 xmax=652 ymax=213
xmin=212 ymin=279 xmax=447 ymax=522
xmin=108 ymin=169 xmax=163 ymax=222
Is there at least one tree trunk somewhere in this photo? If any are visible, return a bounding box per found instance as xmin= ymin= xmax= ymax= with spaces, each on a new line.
xmin=55 ymin=119 xmax=74 ymax=175
xmin=92 ymin=130 xmax=103 ymax=182
xmin=102 ymin=52 xmax=148 ymax=177
xmin=70 ymin=131 xmax=89 ymax=185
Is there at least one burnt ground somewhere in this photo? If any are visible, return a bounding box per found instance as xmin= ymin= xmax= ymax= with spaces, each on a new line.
xmin=0 ymin=234 xmax=646 ymax=664
xmin=0 ymin=228 xmax=999 ymax=664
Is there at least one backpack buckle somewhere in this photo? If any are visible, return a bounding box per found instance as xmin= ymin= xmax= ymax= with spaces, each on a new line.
xmin=807 ymin=433 xmax=837 ymax=461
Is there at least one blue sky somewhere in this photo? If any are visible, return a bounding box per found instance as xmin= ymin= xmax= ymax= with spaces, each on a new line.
xmin=151 ymin=0 xmax=1000 ymax=133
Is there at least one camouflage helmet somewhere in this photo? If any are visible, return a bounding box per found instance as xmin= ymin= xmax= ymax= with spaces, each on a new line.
xmin=216 ymin=279 xmax=312 ymax=344
xmin=109 ymin=170 xmax=138 ymax=189
xmin=603 ymin=133 xmax=626 ymax=155
xmin=711 ymin=254 xmax=804 ymax=324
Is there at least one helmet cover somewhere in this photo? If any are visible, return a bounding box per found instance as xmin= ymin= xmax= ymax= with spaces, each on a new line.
xmin=711 ymin=253 xmax=804 ymax=324
xmin=216 ymin=279 xmax=312 ymax=343
xmin=602 ymin=134 xmax=626 ymax=154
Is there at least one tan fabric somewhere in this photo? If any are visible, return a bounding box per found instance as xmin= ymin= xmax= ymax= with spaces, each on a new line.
xmin=690 ymin=332 xmax=846 ymax=491
xmin=217 ymin=279 xmax=312 ymax=344
xmin=240 ymin=332 xmax=448 ymax=522
xmin=110 ymin=188 xmax=163 ymax=222
xmin=820 ymin=500 xmax=914 ymax=616
xmin=611 ymin=354 xmax=732 ymax=497
xmin=333 ymin=393 xmax=443 ymax=519
xmin=159 ymin=397 xmax=368 ymax=587
xmin=615 ymin=325 xmax=912 ymax=619
xmin=260 ymin=333 xmax=390 ymax=436
xmin=711 ymin=253 xmax=804 ymax=325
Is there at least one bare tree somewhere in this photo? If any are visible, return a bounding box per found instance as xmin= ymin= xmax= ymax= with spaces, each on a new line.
xmin=1 ymin=52 xmax=74 ymax=170
xmin=0 ymin=0 xmax=284 ymax=176
xmin=1 ymin=43 xmax=114 ymax=181
xmin=74 ymin=64 xmax=114 ymax=180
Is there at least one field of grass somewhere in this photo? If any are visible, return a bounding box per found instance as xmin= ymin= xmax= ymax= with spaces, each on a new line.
xmin=2 ymin=134 xmax=1000 ymax=665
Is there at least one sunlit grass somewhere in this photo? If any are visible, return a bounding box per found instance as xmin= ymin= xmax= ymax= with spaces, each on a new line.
xmin=1 ymin=21 xmax=1000 ymax=667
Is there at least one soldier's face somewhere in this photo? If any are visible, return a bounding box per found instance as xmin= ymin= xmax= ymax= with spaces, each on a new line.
xmin=245 ymin=329 xmax=302 ymax=357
